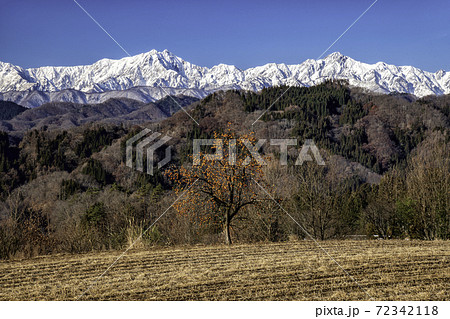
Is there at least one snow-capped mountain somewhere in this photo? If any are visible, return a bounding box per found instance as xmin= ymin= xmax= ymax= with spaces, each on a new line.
xmin=0 ymin=49 xmax=449 ymax=107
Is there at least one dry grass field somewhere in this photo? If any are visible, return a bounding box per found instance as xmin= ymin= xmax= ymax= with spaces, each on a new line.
xmin=0 ymin=240 xmax=449 ymax=301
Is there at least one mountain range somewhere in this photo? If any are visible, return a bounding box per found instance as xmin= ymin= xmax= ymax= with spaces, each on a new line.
xmin=0 ymin=95 xmax=198 ymax=134
xmin=0 ymin=49 xmax=449 ymax=108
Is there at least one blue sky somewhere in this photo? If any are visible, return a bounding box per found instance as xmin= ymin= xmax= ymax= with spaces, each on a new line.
xmin=0 ymin=0 xmax=449 ymax=72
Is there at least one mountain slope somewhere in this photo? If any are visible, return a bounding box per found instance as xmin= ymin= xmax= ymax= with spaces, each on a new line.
xmin=0 ymin=95 xmax=198 ymax=133
xmin=0 ymin=86 xmax=208 ymax=108
xmin=0 ymin=101 xmax=27 ymax=120
xmin=1 ymin=50 xmax=449 ymax=108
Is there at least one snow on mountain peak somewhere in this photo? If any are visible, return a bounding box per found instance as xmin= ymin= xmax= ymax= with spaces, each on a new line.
xmin=324 ymin=51 xmax=345 ymax=60
xmin=0 ymin=50 xmax=449 ymax=108
xmin=436 ymin=69 xmax=446 ymax=78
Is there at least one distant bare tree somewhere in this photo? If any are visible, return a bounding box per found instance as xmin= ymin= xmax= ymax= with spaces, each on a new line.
xmin=406 ymin=133 xmax=449 ymax=239
xmin=294 ymin=164 xmax=340 ymax=240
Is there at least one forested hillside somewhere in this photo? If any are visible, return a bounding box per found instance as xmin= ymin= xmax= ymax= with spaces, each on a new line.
xmin=0 ymin=101 xmax=27 ymax=120
xmin=0 ymin=95 xmax=198 ymax=133
xmin=0 ymin=82 xmax=448 ymax=259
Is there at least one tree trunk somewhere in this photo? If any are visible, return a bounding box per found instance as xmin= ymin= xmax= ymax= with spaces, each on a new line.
xmin=225 ymin=211 xmax=232 ymax=245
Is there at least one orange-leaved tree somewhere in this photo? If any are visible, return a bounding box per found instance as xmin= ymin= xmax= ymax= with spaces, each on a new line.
xmin=168 ymin=129 xmax=269 ymax=244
